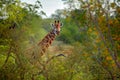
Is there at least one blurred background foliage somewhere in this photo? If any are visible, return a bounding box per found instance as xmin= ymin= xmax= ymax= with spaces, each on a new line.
xmin=0 ymin=0 xmax=120 ymax=80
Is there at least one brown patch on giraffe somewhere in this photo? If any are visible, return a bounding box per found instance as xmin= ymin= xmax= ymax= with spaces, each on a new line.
xmin=41 ymin=52 xmax=43 ymax=55
xmin=50 ymin=34 xmax=55 ymax=40
xmin=46 ymin=35 xmax=50 ymax=39
xmin=50 ymin=31 xmax=53 ymax=35
xmin=42 ymin=48 xmax=46 ymax=53
xmin=41 ymin=38 xmax=49 ymax=44
xmin=49 ymin=40 xmax=52 ymax=45
xmin=48 ymin=34 xmax=52 ymax=38
xmin=51 ymin=38 xmax=54 ymax=41
xmin=38 ymin=38 xmax=47 ymax=45
xmin=46 ymin=44 xmax=49 ymax=48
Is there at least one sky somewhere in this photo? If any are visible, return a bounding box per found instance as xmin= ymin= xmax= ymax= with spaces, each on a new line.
xmin=21 ymin=0 xmax=66 ymax=18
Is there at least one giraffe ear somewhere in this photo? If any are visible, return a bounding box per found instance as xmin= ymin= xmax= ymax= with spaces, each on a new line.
xmin=50 ymin=23 xmax=54 ymax=29
xmin=51 ymin=23 xmax=54 ymax=26
xmin=60 ymin=23 xmax=63 ymax=27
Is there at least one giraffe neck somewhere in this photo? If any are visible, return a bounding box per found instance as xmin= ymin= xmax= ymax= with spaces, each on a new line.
xmin=38 ymin=29 xmax=57 ymax=55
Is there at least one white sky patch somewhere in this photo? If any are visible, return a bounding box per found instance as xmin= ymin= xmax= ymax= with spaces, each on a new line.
xmin=21 ymin=0 xmax=66 ymax=18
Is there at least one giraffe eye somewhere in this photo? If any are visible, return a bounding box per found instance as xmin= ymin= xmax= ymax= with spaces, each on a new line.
xmin=57 ymin=20 xmax=59 ymax=23
xmin=55 ymin=20 xmax=56 ymax=23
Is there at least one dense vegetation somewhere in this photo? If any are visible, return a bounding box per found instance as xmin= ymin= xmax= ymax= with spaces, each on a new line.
xmin=0 ymin=0 xmax=120 ymax=80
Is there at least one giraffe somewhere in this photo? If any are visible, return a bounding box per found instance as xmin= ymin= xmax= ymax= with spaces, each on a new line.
xmin=38 ymin=20 xmax=62 ymax=55
xmin=24 ymin=20 xmax=62 ymax=64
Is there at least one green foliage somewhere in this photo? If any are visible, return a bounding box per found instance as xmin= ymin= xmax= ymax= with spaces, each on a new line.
xmin=58 ymin=21 xmax=81 ymax=44
xmin=0 ymin=0 xmax=48 ymax=80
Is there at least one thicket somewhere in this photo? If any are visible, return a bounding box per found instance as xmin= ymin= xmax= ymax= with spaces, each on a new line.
xmin=0 ymin=0 xmax=120 ymax=80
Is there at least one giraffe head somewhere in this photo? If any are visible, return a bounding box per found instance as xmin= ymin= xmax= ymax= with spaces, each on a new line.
xmin=51 ymin=20 xmax=62 ymax=35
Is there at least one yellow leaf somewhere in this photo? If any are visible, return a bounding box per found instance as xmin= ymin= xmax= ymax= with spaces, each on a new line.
xmin=109 ymin=20 xmax=113 ymax=25
xmin=111 ymin=3 xmax=116 ymax=8
xmin=88 ymin=28 xmax=92 ymax=32
xmin=106 ymin=56 xmax=112 ymax=61
xmin=112 ymin=63 xmax=116 ymax=67
xmin=116 ymin=7 xmax=120 ymax=13
xmin=102 ymin=62 xmax=108 ymax=66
